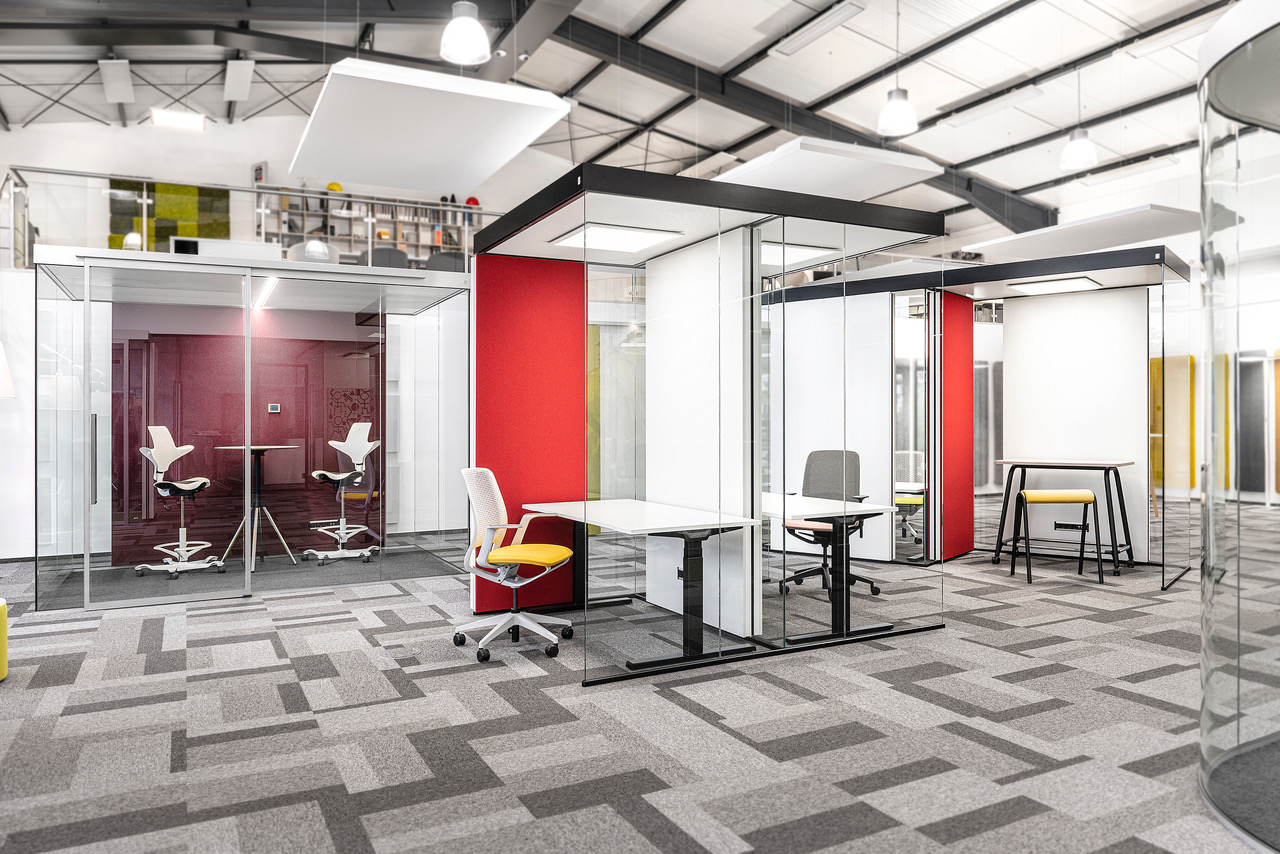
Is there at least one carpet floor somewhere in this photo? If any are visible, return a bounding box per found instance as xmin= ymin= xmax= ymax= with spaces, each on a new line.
xmin=0 ymin=550 xmax=1249 ymax=854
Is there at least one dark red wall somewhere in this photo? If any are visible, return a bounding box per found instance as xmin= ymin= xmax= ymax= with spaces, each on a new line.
xmin=474 ymin=254 xmax=585 ymax=612
xmin=941 ymin=291 xmax=975 ymax=559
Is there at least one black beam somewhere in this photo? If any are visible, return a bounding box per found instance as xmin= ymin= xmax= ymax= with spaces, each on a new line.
xmin=356 ymin=22 xmax=375 ymax=51
xmin=631 ymin=0 xmax=689 ymax=41
xmin=0 ymin=99 xmax=11 ymax=131
xmin=0 ymin=1 xmax=516 ymax=24
xmin=0 ymin=23 xmax=456 ymax=72
xmin=917 ymin=0 xmax=1230 ymax=133
xmin=953 ymin=84 xmax=1197 ymax=171
xmin=588 ymin=94 xmax=696 ymax=164
xmin=552 ymin=14 xmax=1056 ymax=233
xmin=117 ymin=102 xmax=126 ymax=127
xmin=564 ymin=60 xmax=608 ymax=98
xmin=807 ymin=0 xmax=1040 ymax=113
xmin=474 ymin=0 xmax=582 ymax=83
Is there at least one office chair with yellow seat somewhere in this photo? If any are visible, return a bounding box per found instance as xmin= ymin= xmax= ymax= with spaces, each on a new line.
xmin=136 ymin=426 xmax=225 ymax=579
xmin=458 ymin=467 xmax=574 ymax=662
xmin=894 ymin=450 xmax=925 ymax=546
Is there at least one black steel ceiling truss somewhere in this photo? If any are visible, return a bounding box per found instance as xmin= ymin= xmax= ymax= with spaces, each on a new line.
xmin=474 ymin=0 xmax=582 ymax=83
xmin=0 ymin=67 xmax=108 ymax=126
xmin=0 ymin=0 xmax=517 ymax=24
xmin=129 ymin=66 xmax=222 ymax=125
xmin=251 ymin=68 xmax=312 ymax=116
xmin=240 ymin=74 xmax=325 ymax=121
xmin=552 ymin=14 xmax=1057 ymax=233
xmin=588 ymin=94 xmax=696 ymax=165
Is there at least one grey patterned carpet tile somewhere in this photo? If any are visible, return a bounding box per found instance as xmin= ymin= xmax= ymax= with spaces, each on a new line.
xmin=0 ymin=540 xmax=1253 ymax=854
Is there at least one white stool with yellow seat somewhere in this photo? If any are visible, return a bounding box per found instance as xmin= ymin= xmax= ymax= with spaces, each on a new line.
xmin=458 ymin=467 xmax=575 ymax=662
xmin=1010 ymin=488 xmax=1104 ymax=584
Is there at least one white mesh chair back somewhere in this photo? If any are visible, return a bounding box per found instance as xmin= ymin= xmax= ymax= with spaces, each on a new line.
xmin=802 ymin=450 xmax=860 ymax=501
xmin=330 ymin=422 xmax=380 ymax=473
xmin=139 ymin=426 xmax=193 ymax=482
xmin=894 ymin=450 xmax=925 ymax=482
xmin=462 ymin=467 xmax=508 ymax=550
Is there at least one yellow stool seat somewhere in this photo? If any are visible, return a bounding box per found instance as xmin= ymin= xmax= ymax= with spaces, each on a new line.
xmin=1020 ymin=489 xmax=1095 ymax=505
xmin=487 ymin=543 xmax=573 ymax=567
xmin=895 ymin=495 xmax=924 ymax=506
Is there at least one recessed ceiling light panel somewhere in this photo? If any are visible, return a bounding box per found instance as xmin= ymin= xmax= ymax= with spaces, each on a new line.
xmin=553 ymin=224 xmax=683 ymax=254
xmin=1009 ymin=277 xmax=1101 ymax=296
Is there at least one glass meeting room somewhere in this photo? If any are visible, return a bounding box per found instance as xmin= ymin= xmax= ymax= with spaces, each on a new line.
xmin=475 ymin=165 xmax=948 ymax=683
xmin=34 ymin=247 xmax=469 ymax=611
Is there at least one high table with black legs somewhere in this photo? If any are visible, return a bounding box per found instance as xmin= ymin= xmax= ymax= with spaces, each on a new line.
xmin=215 ymin=445 xmax=300 ymax=568
xmin=760 ymin=493 xmax=894 ymax=644
xmin=991 ymin=459 xmax=1135 ymax=572
xmin=523 ymin=498 xmax=759 ymax=671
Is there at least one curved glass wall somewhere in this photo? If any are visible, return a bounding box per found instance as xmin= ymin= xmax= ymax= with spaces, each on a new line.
xmin=1201 ymin=9 xmax=1280 ymax=848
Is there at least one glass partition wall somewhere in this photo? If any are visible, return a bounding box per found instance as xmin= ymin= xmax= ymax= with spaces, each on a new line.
xmin=1200 ymin=12 xmax=1280 ymax=848
xmin=34 ymin=249 xmax=469 ymax=610
xmin=520 ymin=174 xmax=948 ymax=683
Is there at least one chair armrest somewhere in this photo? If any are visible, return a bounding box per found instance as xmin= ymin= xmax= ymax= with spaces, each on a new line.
xmin=475 ymin=523 xmax=522 ymax=570
xmin=511 ymin=512 xmax=561 ymax=546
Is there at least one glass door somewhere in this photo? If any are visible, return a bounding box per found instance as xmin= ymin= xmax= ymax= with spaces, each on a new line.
xmin=84 ymin=259 xmax=251 ymax=608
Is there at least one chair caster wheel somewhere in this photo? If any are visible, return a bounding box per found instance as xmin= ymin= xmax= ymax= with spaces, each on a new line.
xmin=870 ymin=585 xmax=881 ymax=595
xmin=1113 ymin=570 xmax=1120 ymax=576
xmin=453 ymin=632 xmax=466 ymax=646
xmin=794 ymin=577 xmax=804 ymax=586
xmin=560 ymin=626 xmax=573 ymax=640
xmin=476 ymin=647 xmax=490 ymax=663
xmin=914 ymin=538 xmax=922 ymax=545
xmin=317 ymin=559 xmax=326 ymax=567
xmin=301 ymin=553 xmax=310 ymax=561
xmin=991 ymin=555 xmax=1001 ymax=564
xmin=544 ymin=644 xmax=558 ymax=658
xmin=217 ymin=567 xmax=226 ymax=573
xmin=778 ymin=581 xmax=788 ymax=596
xmin=362 ymin=555 xmax=371 ymax=563
xmin=168 ymin=572 xmax=179 ymax=580
xmin=135 ymin=569 xmax=145 ymax=577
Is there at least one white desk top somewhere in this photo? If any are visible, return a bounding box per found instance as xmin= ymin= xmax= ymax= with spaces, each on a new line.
xmin=214 ymin=445 xmax=300 ymax=451
xmin=995 ymin=458 xmax=1134 ymax=468
xmin=895 ymin=482 xmax=926 ymax=494
xmin=524 ymin=498 xmax=758 ymax=536
xmin=760 ymin=493 xmax=893 ymax=520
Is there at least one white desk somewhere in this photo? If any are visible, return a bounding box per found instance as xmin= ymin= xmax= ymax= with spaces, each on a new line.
xmin=992 ymin=459 xmax=1135 ymax=571
xmin=895 ymin=482 xmax=926 ymax=494
xmin=760 ymin=493 xmax=893 ymax=640
xmin=526 ymin=499 xmax=758 ymax=669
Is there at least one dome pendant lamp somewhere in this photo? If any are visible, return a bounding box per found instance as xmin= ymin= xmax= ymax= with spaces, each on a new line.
xmin=441 ymin=1 xmax=492 ymax=66
xmin=877 ymin=0 xmax=918 ymax=138
xmin=1060 ymin=70 xmax=1099 ymax=171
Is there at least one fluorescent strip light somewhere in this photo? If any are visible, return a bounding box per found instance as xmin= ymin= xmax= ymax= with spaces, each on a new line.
xmin=1009 ymin=278 xmax=1101 ymax=296
xmin=760 ymin=242 xmax=839 ymax=266
xmin=940 ymin=87 xmax=1043 ymax=128
xmin=1080 ymin=156 xmax=1180 ymax=186
xmin=769 ymin=0 xmax=865 ymax=58
xmin=554 ymin=224 xmax=682 ymax=254
xmin=98 ymin=59 xmax=135 ymax=104
xmin=223 ymin=60 xmax=255 ymax=102
xmin=253 ymin=276 xmax=279 ymax=309
xmin=1125 ymin=17 xmax=1217 ymax=59
xmin=150 ymin=107 xmax=205 ymax=131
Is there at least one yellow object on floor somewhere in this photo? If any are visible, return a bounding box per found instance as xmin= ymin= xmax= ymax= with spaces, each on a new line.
xmin=1 ymin=597 xmax=7 ymax=682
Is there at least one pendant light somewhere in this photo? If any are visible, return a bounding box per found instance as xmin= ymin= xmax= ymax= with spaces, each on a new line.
xmin=1060 ymin=70 xmax=1099 ymax=171
xmin=877 ymin=0 xmax=918 ymax=138
xmin=440 ymin=1 xmax=491 ymax=66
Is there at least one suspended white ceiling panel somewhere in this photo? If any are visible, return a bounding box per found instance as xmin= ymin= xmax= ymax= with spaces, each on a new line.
xmin=713 ymin=137 xmax=943 ymax=203
xmin=963 ymin=204 xmax=1199 ymax=259
xmin=290 ymin=58 xmax=570 ymax=192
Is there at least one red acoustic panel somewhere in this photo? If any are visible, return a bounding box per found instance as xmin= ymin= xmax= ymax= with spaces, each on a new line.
xmin=941 ymin=291 xmax=975 ymax=559
xmin=473 ymin=254 xmax=585 ymax=612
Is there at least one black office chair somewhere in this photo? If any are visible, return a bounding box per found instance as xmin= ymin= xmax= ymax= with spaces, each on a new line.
xmin=358 ymin=247 xmax=409 ymax=268
xmin=780 ymin=449 xmax=881 ymax=597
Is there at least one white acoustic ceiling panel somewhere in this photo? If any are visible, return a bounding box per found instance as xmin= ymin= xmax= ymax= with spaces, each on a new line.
xmin=290 ymin=58 xmax=570 ymax=192
xmin=713 ymin=136 xmax=943 ymax=202
xmin=963 ymin=204 xmax=1200 ymax=259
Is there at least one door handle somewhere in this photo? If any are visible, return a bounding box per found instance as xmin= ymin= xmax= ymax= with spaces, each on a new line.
xmin=89 ymin=413 xmax=98 ymax=505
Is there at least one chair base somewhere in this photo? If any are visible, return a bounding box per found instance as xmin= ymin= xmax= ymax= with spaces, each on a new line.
xmin=303 ymin=545 xmax=379 ymax=565
xmin=458 ymin=610 xmax=570 ymax=650
xmin=136 ymin=536 xmax=224 ymax=578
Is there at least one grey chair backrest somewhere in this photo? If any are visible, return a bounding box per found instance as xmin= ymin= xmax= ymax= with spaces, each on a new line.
xmin=894 ymin=450 xmax=925 ymax=482
xmin=802 ymin=450 xmax=860 ymax=501
xmin=424 ymin=251 xmax=466 ymax=272
xmin=358 ymin=247 xmax=409 ymax=269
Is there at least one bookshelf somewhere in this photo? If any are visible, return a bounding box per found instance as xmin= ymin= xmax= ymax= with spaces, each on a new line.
xmin=254 ymin=185 xmax=493 ymax=268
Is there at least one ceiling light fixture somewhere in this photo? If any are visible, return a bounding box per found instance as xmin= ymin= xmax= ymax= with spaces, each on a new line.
xmin=1060 ymin=70 xmax=1097 ymax=172
xmin=440 ymin=1 xmax=492 ymax=66
xmin=940 ymin=87 xmax=1043 ymax=127
xmin=553 ymin=224 xmax=683 ymax=254
xmin=1124 ymin=16 xmax=1217 ymax=59
xmin=150 ymin=106 xmax=206 ymax=131
xmin=253 ymin=276 xmax=279 ymax=310
xmin=98 ymin=59 xmax=135 ymax=104
xmin=1010 ymin=277 xmax=1101 ymax=296
xmin=769 ymin=0 xmax=865 ymax=58
xmin=877 ymin=0 xmax=918 ymax=138
xmin=760 ymin=242 xmax=838 ymax=267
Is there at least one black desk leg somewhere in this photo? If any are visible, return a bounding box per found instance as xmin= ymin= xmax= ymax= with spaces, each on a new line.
xmin=991 ymin=466 xmax=1019 ymax=564
xmin=682 ymin=536 xmax=705 ymax=657
xmin=1109 ymin=467 xmax=1136 ymax=567
xmin=1102 ymin=471 xmax=1120 ymax=573
xmin=573 ymin=521 xmax=587 ymax=609
xmin=830 ymin=520 xmax=850 ymax=635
